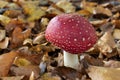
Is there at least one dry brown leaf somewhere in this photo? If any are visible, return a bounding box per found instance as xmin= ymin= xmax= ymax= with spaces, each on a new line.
xmin=80 ymin=54 xmax=104 ymax=66
xmin=10 ymin=27 xmax=31 ymax=48
xmin=104 ymin=60 xmax=120 ymax=68
xmin=0 ymin=51 xmax=18 ymax=77
xmin=93 ymin=6 xmax=112 ymax=16
xmin=10 ymin=65 xmax=40 ymax=80
xmin=81 ymin=1 xmax=112 ymax=17
xmin=0 ymin=1 xmax=8 ymax=8
xmin=97 ymin=31 xmax=116 ymax=56
xmin=20 ymin=1 xmax=46 ymax=21
xmin=56 ymin=0 xmax=76 ymax=13
xmin=5 ymin=19 xmax=25 ymax=33
xmin=17 ymin=50 xmax=43 ymax=65
xmin=27 ymin=9 xmax=46 ymax=21
xmin=0 ymin=30 xmax=6 ymax=41
xmin=0 ymin=37 xmax=9 ymax=49
xmin=112 ymin=12 xmax=120 ymax=19
xmin=112 ymin=5 xmax=120 ymax=13
xmin=0 ymin=76 xmax=24 ymax=80
xmin=80 ymin=0 xmax=97 ymax=14
xmin=33 ymin=32 xmax=45 ymax=45
xmin=52 ymin=66 xmax=82 ymax=80
xmin=40 ymin=72 xmax=61 ymax=80
xmin=77 ymin=9 xmax=91 ymax=17
xmin=47 ymin=6 xmax=63 ymax=16
xmin=113 ymin=29 xmax=120 ymax=39
xmin=23 ymin=38 xmax=33 ymax=46
xmin=112 ymin=20 xmax=120 ymax=29
xmin=82 ymin=6 xmax=95 ymax=14
xmin=29 ymin=71 xmax=35 ymax=80
xmin=3 ymin=10 xmax=22 ymax=18
xmin=87 ymin=66 xmax=120 ymax=80
xmin=40 ymin=18 xmax=49 ymax=27
xmin=99 ymin=22 xmax=114 ymax=33
xmin=80 ymin=0 xmax=97 ymax=8
xmin=90 ymin=19 xmax=107 ymax=27
xmin=30 ymin=44 xmax=55 ymax=54
xmin=40 ymin=18 xmax=49 ymax=32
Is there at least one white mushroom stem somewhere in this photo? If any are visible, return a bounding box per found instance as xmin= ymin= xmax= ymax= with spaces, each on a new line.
xmin=63 ymin=51 xmax=79 ymax=69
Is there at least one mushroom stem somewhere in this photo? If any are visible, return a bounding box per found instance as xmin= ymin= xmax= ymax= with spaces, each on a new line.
xmin=63 ymin=51 xmax=79 ymax=69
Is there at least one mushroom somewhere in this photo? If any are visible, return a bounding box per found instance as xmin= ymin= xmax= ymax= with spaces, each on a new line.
xmin=45 ymin=13 xmax=98 ymax=69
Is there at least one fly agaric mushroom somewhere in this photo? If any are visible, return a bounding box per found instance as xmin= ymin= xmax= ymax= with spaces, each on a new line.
xmin=45 ymin=14 xmax=97 ymax=69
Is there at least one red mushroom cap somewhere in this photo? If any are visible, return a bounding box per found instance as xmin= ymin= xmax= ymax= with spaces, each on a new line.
xmin=45 ymin=14 xmax=97 ymax=54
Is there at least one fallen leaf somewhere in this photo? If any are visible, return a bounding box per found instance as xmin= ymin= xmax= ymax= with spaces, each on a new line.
xmin=90 ymin=19 xmax=107 ymax=27
xmin=3 ymin=10 xmax=22 ymax=18
xmin=104 ymin=60 xmax=120 ymax=68
xmin=97 ymin=31 xmax=116 ymax=56
xmin=0 ymin=37 xmax=9 ymax=49
xmin=112 ymin=20 xmax=120 ymax=29
xmin=0 ymin=76 xmax=24 ymax=80
xmin=80 ymin=0 xmax=97 ymax=14
xmin=80 ymin=54 xmax=104 ymax=66
xmin=40 ymin=72 xmax=61 ymax=80
xmin=13 ymin=57 xmax=32 ymax=67
xmin=17 ymin=49 xmax=43 ymax=65
xmin=0 ymin=30 xmax=6 ymax=41
xmin=93 ymin=6 xmax=112 ymax=17
xmin=52 ymin=66 xmax=82 ymax=80
xmin=5 ymin=19 xmax=25 ymax=33
xmin=77 ymin=9 xmax=91 ymax=17
xmin=40 ymin=18 xmax=49 ymax=32
xmin=87 ymin=66 xmax=120 ymax=80
xmin=30 ymin=44 xmax=55 ymax=54
xmin=0 ymin=51 xmax=18 ymax=76
xmin=56 ymin=0 xmax=76 ymax=13
xmin=21 ymin=1 xmax=46 ymax=21
xmin=80 ymin=0 xmax=97 ymax=8
xmin=10 ymin=65 xmax=40 ymax=80
xmin=112 ymin=12 xmax=120 ymax=19
xmin=112 ymin=5 xmax=120 ymax=13
xmin=113 ymin=29 xmax=120 ymax=39
xmin=23 ymin=38 xmax=33 ymax=46
xmin=99 ymin=22 xmax=114 ymax=33
xmin=0 ymin=1 xmax=8 ymax=8
xmin=0 ymin=15 xmax=11 ymax=26
xmin=33 ymin=32 xmax=45 ymax=45
xmin=47 ymin=6 xmax=63 ymax=16
xmin=29 ymin=71 xmax=35 ymax=80
xmin=10 ymin=27 xmax=31 ymax=48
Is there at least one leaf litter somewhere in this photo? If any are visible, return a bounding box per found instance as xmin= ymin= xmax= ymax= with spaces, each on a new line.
xmin=0 ymin=0 xmax=120 ymax=80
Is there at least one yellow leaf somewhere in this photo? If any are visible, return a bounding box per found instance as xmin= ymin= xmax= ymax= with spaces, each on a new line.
xmin=0 ymin=15 xmax=11 ymax=25
xmin=14 ymin=58 xmax=31 ymax=66
xmin=21 ymin=1 xmax=46 ymax=21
